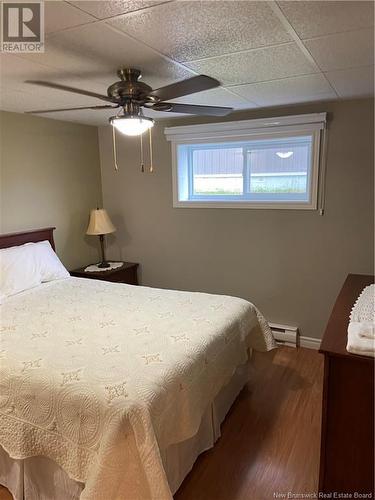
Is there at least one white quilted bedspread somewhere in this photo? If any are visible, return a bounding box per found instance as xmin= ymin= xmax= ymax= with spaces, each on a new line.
xmin=0 ymin=277 xmax=275 ymax=499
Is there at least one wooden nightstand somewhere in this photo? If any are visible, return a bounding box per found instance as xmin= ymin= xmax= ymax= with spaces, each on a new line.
xmin=70 ymin=262 xmax=139 ymax=285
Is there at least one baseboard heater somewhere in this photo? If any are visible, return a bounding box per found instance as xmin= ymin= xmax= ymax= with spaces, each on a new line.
xmin=269 ymin=322 xmax=298 ymax=347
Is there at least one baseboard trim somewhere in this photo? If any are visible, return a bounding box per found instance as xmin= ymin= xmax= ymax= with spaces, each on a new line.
xmin=299 ymin=336 xmax=321 ymax=350
xmin=268 ymin=321 xmax=321 ymax=350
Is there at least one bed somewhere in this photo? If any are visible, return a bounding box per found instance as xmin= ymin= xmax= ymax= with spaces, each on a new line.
xmin=0 ymin=228 xmax=276 ymax=500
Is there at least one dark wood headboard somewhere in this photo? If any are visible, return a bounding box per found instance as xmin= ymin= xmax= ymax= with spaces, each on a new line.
xmin=0 ymin=227 xmax=56 ymax=250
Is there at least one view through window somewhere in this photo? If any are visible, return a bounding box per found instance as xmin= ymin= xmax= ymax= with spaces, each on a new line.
xmin=179 ymin=135 xmax=313 ymax=204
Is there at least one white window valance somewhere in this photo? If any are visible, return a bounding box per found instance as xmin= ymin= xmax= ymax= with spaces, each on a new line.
xmin=164 ymin=113 xmax=327 ymax=143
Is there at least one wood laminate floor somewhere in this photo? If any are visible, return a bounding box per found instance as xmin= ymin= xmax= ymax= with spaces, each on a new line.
xmin=175 ymin=346 xmax=323 ymax=500
xmin=0 ymin=347 xmax=323 ymax=500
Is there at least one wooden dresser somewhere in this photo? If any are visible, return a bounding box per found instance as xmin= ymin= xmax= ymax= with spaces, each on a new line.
xmin=319 ymin=274 xmax=374 ymax=495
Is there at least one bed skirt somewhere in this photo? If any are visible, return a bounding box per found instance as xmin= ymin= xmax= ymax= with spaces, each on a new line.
xmin=0 ymin=358 xmax=250 ymax=500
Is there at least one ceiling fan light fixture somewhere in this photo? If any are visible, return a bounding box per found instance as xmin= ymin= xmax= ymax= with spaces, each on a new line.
xmin=110 ymin=115 xmax=154 ymax=136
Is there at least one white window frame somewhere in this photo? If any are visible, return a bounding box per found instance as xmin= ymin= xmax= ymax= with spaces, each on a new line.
xmin=165 ymin=112 xmax=327 ymax=210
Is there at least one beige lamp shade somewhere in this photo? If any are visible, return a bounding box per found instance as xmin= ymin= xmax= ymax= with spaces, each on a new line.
xmin=86 ymin=209 xmax=116 ymax=235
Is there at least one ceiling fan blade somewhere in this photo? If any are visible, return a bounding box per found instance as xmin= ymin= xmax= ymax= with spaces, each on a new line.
xmin=149 ymin=75 xmax=220 ymax=102
xmin=25 ymin=80 xmax=115 ymax=103
xmin=25 ymin=104 xmax=119 ymax=114
xmin=153 ymin=102 xmax=233 ymax=116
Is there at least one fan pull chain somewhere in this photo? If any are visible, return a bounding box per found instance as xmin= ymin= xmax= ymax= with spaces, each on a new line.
xmin=140 ymin=133 xmax=145 ymax=172
xmin=149 ymin=126 xmax=154 ymax=173
xmin=112 ymin=126 xmax=119 ymax=171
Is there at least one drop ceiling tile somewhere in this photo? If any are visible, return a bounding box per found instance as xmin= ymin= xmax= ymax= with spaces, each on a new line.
xmin=278 ymin=1 xmax=374 ymax=39
xmin=0 ymin=53 xmax=75 ymax=91
xmin=0 ymin=87 xmax=84 ymax=114
xmin=1 ymin=54 xmax=56 ymax=89
xmin=324 ymin=65 xmax=374 ymax=98
xmin=229 ymin=74 xmax=337 ymax=107
xmin=187 ymin=43 xmax=316 ymax=86
xmin=0 ymin=54 xmax=109 ymax=106
xmin=0 ymin=86 xmax=112 ymax=123
xmin=45 ymin=1 xmax=95 ymax=34
xmin=109 ymin=1 xmax=291 ymax=62
xmin=304 ymin=28 xmax=374 ymax=72
xmin=69 ymin=0 xmax=166 ymax=20
xmin=19 ymin=23 xmax=193 ymax=90
xmin=0 ymin=88 xmax=36 ymax=113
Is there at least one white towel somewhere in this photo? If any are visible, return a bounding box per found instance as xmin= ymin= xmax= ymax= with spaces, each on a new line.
xmin=347 ymin=322 xmax=375 ymax=357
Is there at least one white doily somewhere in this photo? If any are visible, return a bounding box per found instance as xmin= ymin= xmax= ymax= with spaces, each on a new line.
xmin=84 ymin=262 xmax=123 ymax=273
xmin=350 ymin=284 xmax=375 ymax=322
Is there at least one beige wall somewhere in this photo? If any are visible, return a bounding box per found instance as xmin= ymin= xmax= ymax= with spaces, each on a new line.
xmin=99 ymin=98 xmax=374 ymax=340
xmin=0 ymin=111 xmax=102 ymax=269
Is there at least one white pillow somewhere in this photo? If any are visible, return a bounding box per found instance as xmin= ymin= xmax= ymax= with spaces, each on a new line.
xmin=33 ymin=240 xmax=70 ymax=283
xmin=0 ymin=240 xmax=69 ymax=299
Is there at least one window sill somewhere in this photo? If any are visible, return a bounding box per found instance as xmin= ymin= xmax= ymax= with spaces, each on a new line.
xmin=173 ymin=200 xmax=317 ymax=210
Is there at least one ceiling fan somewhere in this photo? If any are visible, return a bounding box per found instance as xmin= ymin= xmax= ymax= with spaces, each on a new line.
xmin=25 ymin=68 xmax=233 ymax=136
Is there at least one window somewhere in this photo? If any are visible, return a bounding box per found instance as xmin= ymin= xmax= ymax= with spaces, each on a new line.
xmin=165 ymin=113 xmax=327 ymax=209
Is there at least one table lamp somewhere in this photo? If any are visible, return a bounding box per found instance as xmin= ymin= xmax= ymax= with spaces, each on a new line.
xmin=86 ymin=208 xmax=116 ymax=268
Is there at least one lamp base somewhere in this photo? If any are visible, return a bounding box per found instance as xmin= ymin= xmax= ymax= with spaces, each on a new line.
xmin=98 ymin=261 xmax=110 ymax=269
xmin=98 ymin=234 xmax=110 ymax=269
